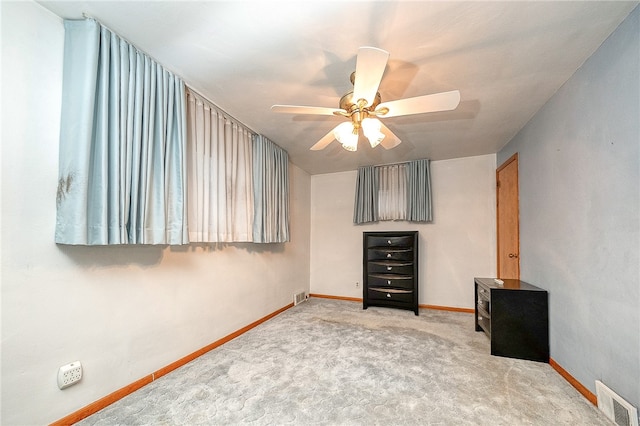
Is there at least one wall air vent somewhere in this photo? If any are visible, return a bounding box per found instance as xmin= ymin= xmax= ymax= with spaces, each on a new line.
xmin=293 ymin=291 xmax=308 ymax=306
xmin=596 ymin=380 xmax=638 ymax=426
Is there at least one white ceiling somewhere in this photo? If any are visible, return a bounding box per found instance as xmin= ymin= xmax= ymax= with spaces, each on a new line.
xmin=39 ymin=1 xmax=637 ymax=175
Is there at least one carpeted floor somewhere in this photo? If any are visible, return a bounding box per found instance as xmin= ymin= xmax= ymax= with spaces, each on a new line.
xmin=77 ymin=298 xmax=611 ymax=425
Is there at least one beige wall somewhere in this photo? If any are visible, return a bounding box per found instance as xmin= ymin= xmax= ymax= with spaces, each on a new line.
xmin=1 ymin=2 xmax=311 ymax=424
xmin=310 ymin=155 xmax=497 ymax=308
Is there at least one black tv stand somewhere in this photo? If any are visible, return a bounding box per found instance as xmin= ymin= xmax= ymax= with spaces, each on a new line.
xmin=475 ymin=277 xmax=549 ymax=362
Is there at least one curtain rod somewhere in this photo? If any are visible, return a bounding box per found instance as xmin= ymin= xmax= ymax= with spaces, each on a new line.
xmin=81 ymin=13 xmax=178 ymax=77
xmin=186 ymin=87 xmax=258 ymax=137
xmin=363 ymin=159 xmax=429 ymax=169
xmin=81 ymin=13 xmax=259 ymax=139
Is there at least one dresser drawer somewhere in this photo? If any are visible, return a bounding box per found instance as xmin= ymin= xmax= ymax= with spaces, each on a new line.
xmin=477 ymin=297 xmax=490 ymax=314
xmin=477 ymin=283 xmax=490 ymax=313
xmin=477 ymin=309 xmax=491 ymax=335
xmin=367 ymin=235 xmax=414 ymax=248
xmin=368 ymin=287 xmax=414 ymax=304
xmin=368 ymin=261 xmax=413 ymax=275
xmin=368 ymin=274 xmax=414 ymax=290
xmin=476 ymin=281 xmax=490 ymax=298
xmin=368 ymin=248 xmax=413 ymax=261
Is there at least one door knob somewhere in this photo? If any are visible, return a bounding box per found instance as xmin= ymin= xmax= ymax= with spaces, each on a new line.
xmin=508 ymin=253 xmax=518 ymax=258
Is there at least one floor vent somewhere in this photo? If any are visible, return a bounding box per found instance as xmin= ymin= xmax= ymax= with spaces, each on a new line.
xmin=293 ymin=291 xmax=308 ymax=306
xmin=596 ymin=380 xmax=639 ymax=426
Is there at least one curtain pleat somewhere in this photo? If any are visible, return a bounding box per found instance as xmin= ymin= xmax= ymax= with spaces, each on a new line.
xmin=252 ymin=135 xmax=290 ymax=243
xmin=186 ymin=91 xmax=254 ymax=242
xmin=55 ymin=19 xmax=188 ymax=245
xmin=353 ymin=165 xmax=379 ymax=224
xmin=406 ymin=159 xmax=432 ymax=222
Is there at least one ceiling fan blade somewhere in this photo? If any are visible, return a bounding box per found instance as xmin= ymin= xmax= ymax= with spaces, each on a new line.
xmin=352 ymin=47 xmax=389 ymax=108
xmin=271 ymin=105 xmax=343 ymax=116
xmin=379 ymin=122 xmax=402 ymax=150
xmin=310 ymin=127 xmax=338 ymax=151
xmin=377 ymin=90 xmax=461 ymax=118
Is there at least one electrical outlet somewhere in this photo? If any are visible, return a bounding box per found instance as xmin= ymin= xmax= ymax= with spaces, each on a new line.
xmin=356 ymin=282 xmax=360 ymax=288
xmin=57 ymin=361 xmax=82 ymax=389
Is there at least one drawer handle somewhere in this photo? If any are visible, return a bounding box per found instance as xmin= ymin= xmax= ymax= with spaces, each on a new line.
xmin=479 ymin=289 xmax=485 ymax=293
xmin=478 ymin=316 xmax=483 ymax=321
xmin=387 ymin=280 xmax=391 ymax=285
xmin=386 ymin=293 xmax=391 ymax=298
xmin=386 ymin=253 xmax=392 ymax=258
xmin=387 ymin=266 xmax=392 ymax=271
xmin=387 ymin=240 xmax=392 ymax=245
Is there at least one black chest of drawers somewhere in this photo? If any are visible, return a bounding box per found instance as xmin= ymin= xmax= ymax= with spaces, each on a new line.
xmin=475 ymin=277 xmax=549 ymax=362
xmin=363 ymin=231 xmax=419 ymax=315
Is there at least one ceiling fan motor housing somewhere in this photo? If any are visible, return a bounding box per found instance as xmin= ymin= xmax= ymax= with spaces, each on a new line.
xmin=338 ymin=91 xmax=383 ymax=130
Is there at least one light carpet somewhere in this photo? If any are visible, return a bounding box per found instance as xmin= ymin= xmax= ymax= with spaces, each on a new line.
xmin=77 ymin=298 xmax=611 ymax=425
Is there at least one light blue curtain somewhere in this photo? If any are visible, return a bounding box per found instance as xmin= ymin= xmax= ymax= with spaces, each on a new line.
xmin=406 ymin=159 xmax=432 ymax=222
xmin=55 ymin=19 xmax=188 ymax=245
xmin=353 ymin=165 xmax=379 ymax=224
xmin=252 ymin=135 xmax=289 ymax=243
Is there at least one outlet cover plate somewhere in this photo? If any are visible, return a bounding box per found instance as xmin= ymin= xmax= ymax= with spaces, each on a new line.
xmin=58 ymin=361 xmax=82 ymax=389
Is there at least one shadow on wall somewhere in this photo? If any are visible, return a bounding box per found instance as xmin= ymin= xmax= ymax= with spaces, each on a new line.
xmin=56 ymin=241 xmax=286 ymax=267
xmin=174 ymin=242 xmax=286 ymax=255
xmin=56 ymin=244 xmax=165 ymax=268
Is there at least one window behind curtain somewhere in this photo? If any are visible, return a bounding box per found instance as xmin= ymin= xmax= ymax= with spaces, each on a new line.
xmin=186 ymin=90 xmax=254 ymax=242
xmin=378 ymin=164 xmax=407 ymax=220
xmin=186 ymin=89 xmax=290 ymax=243
xmin=353 ymin=159 xmax=432 ymax=224
xmin=56 ymin=19 xmax=290 ymax=245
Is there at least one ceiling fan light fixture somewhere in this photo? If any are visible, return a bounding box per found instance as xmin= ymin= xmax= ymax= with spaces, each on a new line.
xmin=362 ymin=117 xmax=385 ymax=148
xmin=334 ymin=122 xmax=358 ymax=151
xmin=367 ymin=133 xmax=385 ymax=149
xmin=272 ymin=47 xmax=461 ymax=152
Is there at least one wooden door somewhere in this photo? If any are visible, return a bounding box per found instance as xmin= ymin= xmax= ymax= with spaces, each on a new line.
xmin=496 ymin=153 xmax=520 ymax=279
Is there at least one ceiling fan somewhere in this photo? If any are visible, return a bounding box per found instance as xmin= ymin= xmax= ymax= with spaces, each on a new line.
xmin=271 ymin=47 xmax=461 ymax=152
